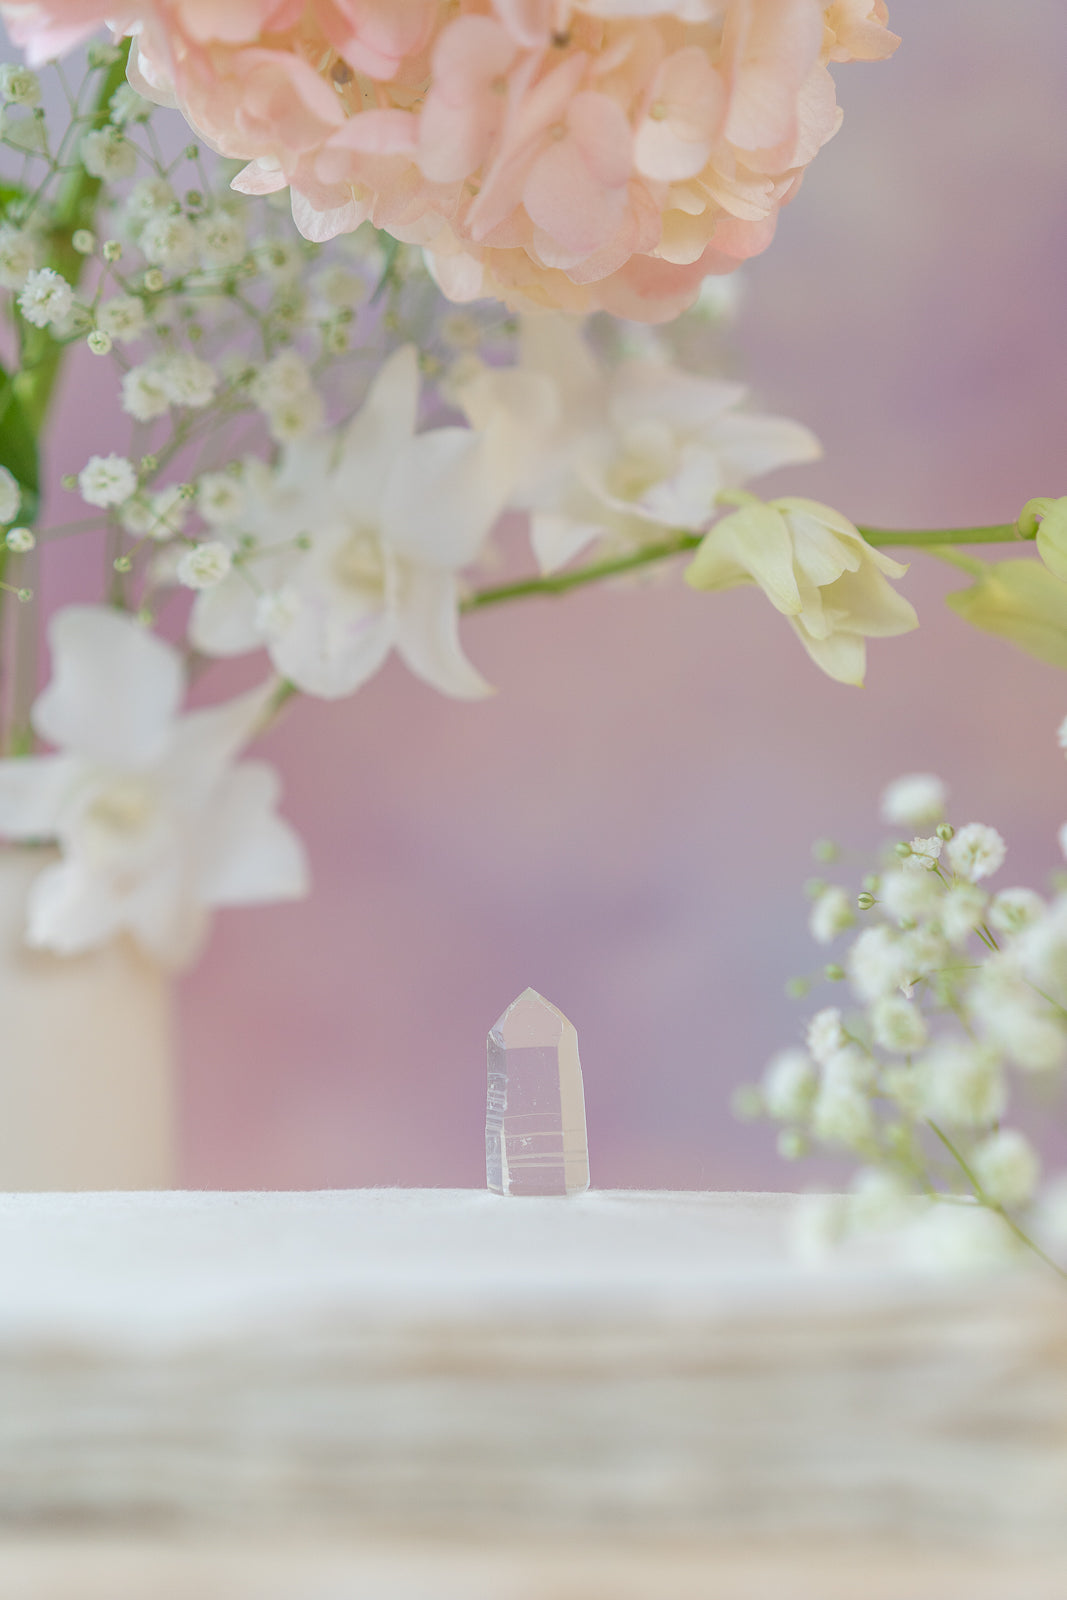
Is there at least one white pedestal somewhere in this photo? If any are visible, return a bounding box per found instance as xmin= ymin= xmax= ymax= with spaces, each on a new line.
xmin=0 ymin=1188 xmax=1062 ymax=1596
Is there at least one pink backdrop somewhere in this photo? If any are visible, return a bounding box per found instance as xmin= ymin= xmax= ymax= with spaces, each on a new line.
xmin=31 ymin=3 xmax=1067 ymax=1188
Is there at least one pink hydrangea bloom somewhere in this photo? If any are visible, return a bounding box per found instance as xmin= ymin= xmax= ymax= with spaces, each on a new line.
xmin=0 ymin=0 xmax=899 ymax=322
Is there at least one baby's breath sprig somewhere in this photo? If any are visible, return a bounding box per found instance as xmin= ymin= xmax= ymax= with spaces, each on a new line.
xmin=736 ymin=759 xmax=1067 ymax=1280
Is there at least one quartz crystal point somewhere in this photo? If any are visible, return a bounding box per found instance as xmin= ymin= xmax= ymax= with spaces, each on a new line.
xmin=486 ymin=988 xmax=590 ymax=1196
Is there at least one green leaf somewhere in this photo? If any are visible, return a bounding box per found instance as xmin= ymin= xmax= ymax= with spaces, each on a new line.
xmin=0 ymin=357 xmax=39 ymax=521
xmin=946 ymin=559 xmax=1067 ymax=670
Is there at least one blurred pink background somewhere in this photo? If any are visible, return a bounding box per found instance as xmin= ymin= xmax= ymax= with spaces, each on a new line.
xmin=30 ymin=2 xmax=1067 ymax=1189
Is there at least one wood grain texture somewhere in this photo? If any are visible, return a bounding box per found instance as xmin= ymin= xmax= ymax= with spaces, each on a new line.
xmin=0 ymin=1189 xmax=1062 ymax=1561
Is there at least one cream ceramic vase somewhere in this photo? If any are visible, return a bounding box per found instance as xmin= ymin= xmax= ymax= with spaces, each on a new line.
xmin=0 ymin=848 xmax=175 ymax=1190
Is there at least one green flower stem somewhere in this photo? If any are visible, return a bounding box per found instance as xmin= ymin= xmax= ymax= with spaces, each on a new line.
xmin=14 ymin=42 xmax=132 ymax=434
xmin=928 ymin=1119 xmax=1067 ymax=1284
xmin=1 ymin=45 xmax=131 ymax=756
xmin=461 ymin=523 xmax=1029 ymax=614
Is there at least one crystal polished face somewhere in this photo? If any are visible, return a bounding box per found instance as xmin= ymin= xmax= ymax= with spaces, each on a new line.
xmin=486 ymin=988 xmax=590 ymax=1197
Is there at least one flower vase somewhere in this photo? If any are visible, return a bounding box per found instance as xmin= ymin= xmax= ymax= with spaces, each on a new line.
xmin=0 ymin=848 xmax=175 ymax=1191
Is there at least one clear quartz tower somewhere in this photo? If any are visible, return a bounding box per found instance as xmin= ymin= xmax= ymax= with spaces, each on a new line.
xmin=486 ymin=988 xmax=590 ymax=1196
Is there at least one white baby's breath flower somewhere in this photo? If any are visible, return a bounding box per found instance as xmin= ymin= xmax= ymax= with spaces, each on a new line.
xmin=122 ymin=362 xmax=170 ymax=422
xmin=253 ymin=237 xmax=304 ymax=280
xmin=902 ymin=835 xmax=942 ymax=873
xmin=125 ymin=178 xmax=175 ymax=228
xmin=811 ymin=1078 xmax=875 ymax=1149
xmin=78 ymin=453 xmax=136 ymax=508
xmin=871 ymin=994 xmax=927 ymax=1054
xmin=849 ymin=1167 xmax=913 ymax=1231
xmin=177 ymin=541 xmax=233 ymax=590
xmin=249 ymin=350 xmax=314 ymax=410
xmin=883 ymin=1062 xmax=926 ymax=1117
xmin=310 ymin=264 xmax=365 ymax=310
xmin=972 ymin=1129 xmax=1040 ymax=1210
xmin=939 ymin=883 xmax=989 ymax=946
xmin=86 ymin=329 xmax=111 ymax=355
xmin=988 ymin=888 xmax=1045 ymax=936
xmin=0 ymin=465 xmax=20 ymax=524
xmin=947 ymin=823 xmax=1006 ymax=883
xmin=0 ymin=223 xmax=35 ymax=288
xmin=848 ymin=924 xmax=911 ymax=1001
xmin=1016 ymin=898 xmax=1067 ymax=998
xmin=761 ymin=1049 xmax=818 ymax=1121
xmin=969 ymin=968 xmax=1066 ymax=1073
xmin=140 ymin=210 xmax=197 ymax=271
xmin=880 ymin=773 xmax=946 ymax=828
xmin=907 ymin=1203 xmax=1021 ymax=1274
xmin=196 ymin=210 xmax=246 ymax=271
xmin=806 ymin=1007 xmax=847 ymax=1065
xmin=900 ymin=924 xmax=948 ymax=983
xmin=920 ymin=1039 xmax=1006 ymax=1128
xmin=17 ymin=267 xmax=73 ymax=329
xmin=197 ymin=471 xmax=247 ymax=526
xmin=2 ymin=109 xmax=45 ymax=152
xmin=159 ymin=351 xmax=217 ymax=410
xmin=0 ymin=63 xmax=40 ymax=105
xmin=809 ymin=885 xmax=854 ymax=945
xmin=262 ymin=394 xmax=325 ymax=443
xmin=879 ymin=867 xmax=942 ymax=924
xmin=5 ymin=525 xmax=35 ymax=553
xmin=109 ymin=82 xmax=148 ymax=124
xmin=98 ymin=293 xmax=146 ymax=344
xmin=80 ymin=126 xmax=136 ymax=179
xmin=821 ymin=1044 xmax=876 ymax=1097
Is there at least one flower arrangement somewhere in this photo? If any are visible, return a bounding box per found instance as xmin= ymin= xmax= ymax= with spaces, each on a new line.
xmin=737 ymin=761 xmax=1067 ymax=1279
xmin=0 ymin=2 xmax=1062 ymax=994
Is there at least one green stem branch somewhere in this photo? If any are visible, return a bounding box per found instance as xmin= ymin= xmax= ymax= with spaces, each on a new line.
xmin=461 ymin=524 xmax=1029 ymax=614
xmin=928 ymin=1120 xmax=1067 ymax=1283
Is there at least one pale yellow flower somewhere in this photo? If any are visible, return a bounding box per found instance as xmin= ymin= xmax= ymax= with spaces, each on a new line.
xmin=946 ymin=560 xmax=1067 ymax=670
xmin=684 ymin=496 xmax=917 ymax=685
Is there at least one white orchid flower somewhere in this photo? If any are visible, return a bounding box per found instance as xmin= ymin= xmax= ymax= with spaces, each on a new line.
xmin=456 ymin=314 xmax=822 ymax=573
xmin=685 ymin=495 xmax=918 ymax=685
xmin=190 ymin=344 xmax=545 ymax=700
xmin=0 ymin=606 xmax=308 ymax=967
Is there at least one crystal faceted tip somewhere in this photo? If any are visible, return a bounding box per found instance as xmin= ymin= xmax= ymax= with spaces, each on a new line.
xmin=486 ymin=987 xmax=590 ymax=1197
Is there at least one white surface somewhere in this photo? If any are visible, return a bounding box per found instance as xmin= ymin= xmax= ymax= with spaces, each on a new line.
xmin=0 ymin=1188 xmax=1062 ymax=1553
xmin=0 ymin=1187 xmax=820 ymax=1339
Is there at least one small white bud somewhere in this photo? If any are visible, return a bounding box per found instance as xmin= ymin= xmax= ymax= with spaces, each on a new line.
xmin=71 ymin=229 xmax=95 ymax=255
xmin=87 ymin=329 xmax=112 ymax=355
xmin=5 ymin=526 xmax=35 ymax=553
